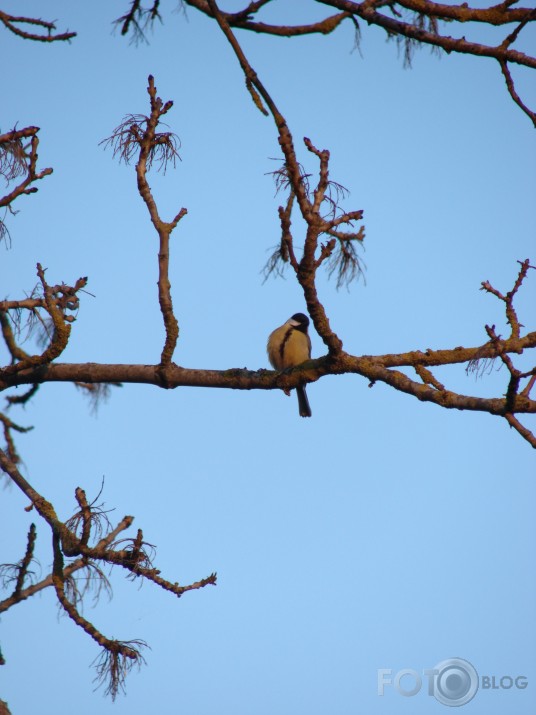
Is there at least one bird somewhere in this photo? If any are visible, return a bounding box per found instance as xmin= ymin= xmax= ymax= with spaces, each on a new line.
xmin=267 ymin=312 xmax=312 ymax=418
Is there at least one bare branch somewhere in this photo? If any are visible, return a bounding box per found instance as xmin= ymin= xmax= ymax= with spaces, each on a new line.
xmin=0 ymin=312 xmax=30 ymax=363
xmin=0 ymin=127 xmax=53 ymax=242
xmin=0 ymin=515 xmax=135 ymax=613
xmin=100 ymin=114 xmax=180 ymax=172
xmin=414 ymin=364 xmax=446 ymax=391
xmin=167 ymin=0 xmax=536 ymax=123
xmin=0 ymin=412 xmax=32 ymax=467
xmin=0 ymin=11 xmax=76 ymax=42
xmin=52 ymin=527 xmax=146 ymax=701
xmin=199 ymin=8 xmax=363 ymax=351
xmin=102 ymin=76 xmax=187 ymax=366
xmin=5 ymin=383 xmax=39 ymax=407
xmin=1 ymin=328 xmax=534 ymax=413
xmin=0 ymin=455 xmax=216 ymax=696
xmin=316 ymin=0 xmax=536 ymax=68
xmin=262 ymin=187 xmax=298 ymax=282
xmin=480 ymin=259 xmax=534 ymax=338
xmin=114 ymin=0 xmax=162 ymax=44
xmin=175 ymin=1 xmax=353 ymax=37
xmin=500 ymin=59 xmax=536 ymax=127
xmin=0 ymin=524 xmax=38 ymax=598
xmin=504 ymin=413 xmax=536 ymax=447
xmin=0 ymin=267 xmax=88 ymax=376
xmin=520 ymin=373 xmax=536 ymax=399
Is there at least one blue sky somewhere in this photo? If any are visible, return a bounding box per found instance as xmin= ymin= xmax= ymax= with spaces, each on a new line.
xmin=1 ymin=2 xmax=535 ymax=714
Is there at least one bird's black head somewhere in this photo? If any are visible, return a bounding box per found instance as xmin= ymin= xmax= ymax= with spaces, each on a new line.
xmin=289 ymin=313 xmax=310 ymax=331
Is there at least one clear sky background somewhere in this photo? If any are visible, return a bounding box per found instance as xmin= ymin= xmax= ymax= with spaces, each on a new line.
xmin=1 ymin=2 xmax=535 ymax=714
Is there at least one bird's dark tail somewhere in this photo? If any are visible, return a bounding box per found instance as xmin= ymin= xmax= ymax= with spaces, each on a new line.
xmin=296 ymin=385 xmax=312 ymax=418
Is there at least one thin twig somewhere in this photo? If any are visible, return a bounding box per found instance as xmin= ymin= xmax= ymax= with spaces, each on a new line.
xmin=0 ymin=11 xmax=76 ymax=42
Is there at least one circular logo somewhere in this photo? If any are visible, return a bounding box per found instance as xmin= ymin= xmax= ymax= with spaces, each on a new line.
xmin=432 ymin=658 xmax=479 ymax=707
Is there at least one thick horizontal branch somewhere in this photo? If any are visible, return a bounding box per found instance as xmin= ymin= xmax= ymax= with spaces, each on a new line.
xmin=329 ymin=0 xmax=536 ymax=68
xmin=2 ymin=329 xmax=535 ymax=414
xmin=184 ymin=1 xmax=536 ymax=69
xmin=395 ymin=0 xmax=536 ymax=26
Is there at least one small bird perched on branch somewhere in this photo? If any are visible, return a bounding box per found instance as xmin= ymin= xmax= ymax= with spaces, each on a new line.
xmin=267 ymin=312 xmax=312 ymax=418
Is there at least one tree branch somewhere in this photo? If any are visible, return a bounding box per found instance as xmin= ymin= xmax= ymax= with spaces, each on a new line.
xmin=0 ymin=127 xmax=53 ymax=243
xmin=0 ymin=11 xmax=76 ymax=42
xmin=0 ymin=332 xmax=533 ymax=401
xmin=499 ymin=59 xmax=536 ymax=127
xmin=160 ymin=0 xmax=536 ymax=123
xmin=0 ymin=516 xmax=133 ymax=613
xmin=102 ymin=76 xmax=186 ymax=366
xmin=206 ymin=1 xmax=366 ymax=355
xmin=183 ymin=0 xmax=353 ymax=36
xmin=0 ymin=450 xmax=217 ymax=697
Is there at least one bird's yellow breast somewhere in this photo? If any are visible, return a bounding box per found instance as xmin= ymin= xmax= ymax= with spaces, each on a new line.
xmin=267 ymin=325 xmax=311 ymax=370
